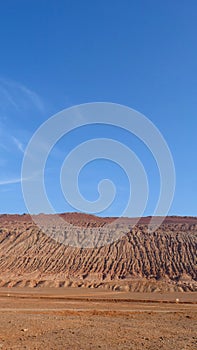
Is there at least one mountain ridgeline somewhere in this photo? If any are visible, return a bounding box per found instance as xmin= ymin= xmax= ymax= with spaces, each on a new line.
xmin=0 ymin=214 xmax=196 ymax=292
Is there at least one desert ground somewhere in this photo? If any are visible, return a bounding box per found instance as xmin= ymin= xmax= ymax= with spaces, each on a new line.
xmin=0 ymin=214 xmax=196 ymax=349
xmin=0 ymin=288 xmax=196 ymax=350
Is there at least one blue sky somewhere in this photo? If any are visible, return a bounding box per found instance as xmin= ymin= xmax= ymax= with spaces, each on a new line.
xmin=0 ymin=0 xmax=196 ymax=217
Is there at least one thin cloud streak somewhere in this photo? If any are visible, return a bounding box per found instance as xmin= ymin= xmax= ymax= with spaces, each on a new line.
xmin=0 ymin=177 xmax=22 ymax=186
xmin=12 ymin=136 xmax=25 ymax=153
xmin=0 ymin=171 xmax=41 ymax=186
xmin=0 ymin=78 xmax=45 ymax=113
xmin=0 ymin=85 xmax=19 ymax=110
xmin=19 ymin=84 xmax=45 ymax=113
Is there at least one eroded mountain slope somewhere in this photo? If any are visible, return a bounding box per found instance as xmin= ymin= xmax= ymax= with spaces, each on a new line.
xmin=0 ymin=214 xmax=196 ymax=291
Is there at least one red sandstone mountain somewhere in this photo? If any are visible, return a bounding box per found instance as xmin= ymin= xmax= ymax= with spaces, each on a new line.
xmin=0 ymin=213 xmax=196 ymax=292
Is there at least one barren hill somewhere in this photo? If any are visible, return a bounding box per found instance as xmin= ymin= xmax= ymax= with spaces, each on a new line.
xmin=0 ymin=213 xmax=196 ymax=292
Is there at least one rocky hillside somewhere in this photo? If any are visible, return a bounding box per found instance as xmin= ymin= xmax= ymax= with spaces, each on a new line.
xmin=0 ymin=214 xmax=196 ymax=292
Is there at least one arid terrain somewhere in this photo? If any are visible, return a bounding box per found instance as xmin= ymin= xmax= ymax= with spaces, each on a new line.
xmin=0 ymin=214 xmax=196 ymax=291
xmin=0 ymin=288 xmax=196 ymax=350
xmin=0 ymin=214 xmax=196 ymax=349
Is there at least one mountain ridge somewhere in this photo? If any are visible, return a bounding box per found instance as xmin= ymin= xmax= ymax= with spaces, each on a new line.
xmin=0 ymin=213 xmax=196 ymax=292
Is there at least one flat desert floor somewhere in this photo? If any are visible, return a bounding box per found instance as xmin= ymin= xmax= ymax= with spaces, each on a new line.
xmin=0 ymin=288 xmax=196 ymax=350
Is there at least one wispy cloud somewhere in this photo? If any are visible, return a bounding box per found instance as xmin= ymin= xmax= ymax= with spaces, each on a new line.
xmin=0 ymin=177 xmax=22 ymax=186
xmin=0 ymin=84 xmax=19 ymax=110
xmin=0 ymin=78 xmax=45 ymax=113
xmin=12 ymin=136 xmax=25 ymax=153
xmin=0 ymin=171 xmax=41 ymax=186
xmin=18 ymin=83 xmax=45 ymax=112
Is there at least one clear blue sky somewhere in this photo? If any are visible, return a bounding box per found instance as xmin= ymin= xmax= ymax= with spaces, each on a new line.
xmin=0 ymin=0 xmax=196 ymax=217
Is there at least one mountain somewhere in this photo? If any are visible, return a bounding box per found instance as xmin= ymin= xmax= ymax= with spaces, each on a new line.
xmin=0 ymin=213 xmax=196 ymax=292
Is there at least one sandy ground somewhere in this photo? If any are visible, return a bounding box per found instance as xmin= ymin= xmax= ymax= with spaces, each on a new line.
xmin=0 ymin=288 xmax=196 ymax=350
